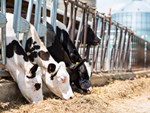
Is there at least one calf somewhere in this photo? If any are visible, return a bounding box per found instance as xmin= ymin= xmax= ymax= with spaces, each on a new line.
xmin=6 ymin=13 xmax=74 ymax=100
xmin=46 ymin=19 xmax=92 ymax=92
xmin=1 ymin=14 xmax=43 ymax=103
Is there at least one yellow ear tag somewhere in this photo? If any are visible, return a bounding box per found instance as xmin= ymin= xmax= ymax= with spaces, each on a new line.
xmin=76 ymin=62 xmax=79 ymax=64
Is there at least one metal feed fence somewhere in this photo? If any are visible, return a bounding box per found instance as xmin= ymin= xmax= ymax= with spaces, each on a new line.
xmin=0 ymin=0 xmax=150 ymax=76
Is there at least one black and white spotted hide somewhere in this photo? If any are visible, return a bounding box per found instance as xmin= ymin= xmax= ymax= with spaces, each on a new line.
xmin=1 ymin=13 xmax=44 ymax=103
xmin=46 ymin=18 xmax=92 ymax=92
xmin=23 ymin=21 xmax=74 ymax=100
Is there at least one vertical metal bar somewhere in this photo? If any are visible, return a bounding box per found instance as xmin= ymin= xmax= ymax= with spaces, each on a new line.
xmin=144 ymin=42 xmax=147 ymax=68
xmin=123 ymin=33 xmax=131 ymax=70
xmin=119 ymin=28 xmax=127 ymax=70
xmin=71 ymin=0 xmax=78 ymax=42
xmin=50 ymin=0 xmax=58 ymax=33
xmin=67 ymin=1 xmax=74 ymax=34
xmin=13 ymin=0 xmax=23 ymax=39
xmin=1 ymin=27 xmax=6 ymax=64
xmin=75 ymin=9 xmax=85 ymax=49
xmin=127 ymin=34 xmax=132 ymax=71
xmin=63 ymin=0 xmax=68 ymax=26
xmin=91 ymin=12 xmax=97 ymax=71
xmin=1 ymin=0 xmax=6 ymax=14
xmin=122 ymin=33 xmax=128 ymax=70
xmin=101 ymin=17 xmax=111 ymax=70
xmin=26 ymin=0 xmax=34 ymax=22
xmin=117 ymin=29 xmax=125 ymax=70
xmin=100 ymin=17 xmax=106 ymax=70
xmin=22 ymin=0 xmax=34 ymax=49
xmin=93 ymin=16 xmax=101 ymax=71
xmin=110 ymin=26 xmax=118 ymax=71
xmin=92 ymin=16 xmax=98 ymax=70
xmin=114 ymin=29 xmax=123 ymax=70
xmin=1 ymin=0 xmax=6 ymax=64
xmin=93 ymin=45 xmax=100 ymax=71
xmin=42 ymin=0 xmax=47 ymax=45
xmin=85 ymin=45 xmax=90 ymax=60
xmin=34 ymin=0 xmax=42 ymax=31
xmin=82 ymin=10 xmax=89 ymax=59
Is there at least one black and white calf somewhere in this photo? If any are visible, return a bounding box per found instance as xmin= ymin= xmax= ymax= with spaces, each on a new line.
xmin=46 ymin=18 xmax=92 ymax=92
xmin=25 ymin=25 xmax=74 ymax=99
xmin=1 ymin=14 xmax=43 ymax=103
xmin=5 ymin=13 xmax=74 ymax=101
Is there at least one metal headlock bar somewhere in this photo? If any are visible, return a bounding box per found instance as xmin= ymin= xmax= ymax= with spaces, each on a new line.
xmin=0 ymin=0 xmax=7 ymax=64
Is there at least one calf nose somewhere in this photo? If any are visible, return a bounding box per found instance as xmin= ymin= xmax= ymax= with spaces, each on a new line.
xmin=34 ymin=83 xmax=41 ymax=90
xmin=87 ymin=87 xmax=92 ymax=93
xmin=70 ymin=96 xmax=73 ymax=99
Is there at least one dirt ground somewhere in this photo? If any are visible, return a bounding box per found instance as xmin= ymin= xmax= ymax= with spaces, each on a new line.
xmin=1 ymin=75 xmax=150 ymax=113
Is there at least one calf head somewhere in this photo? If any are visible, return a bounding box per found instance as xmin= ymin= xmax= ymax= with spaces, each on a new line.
xmin=42 ymin=62 xmax=74 ymax=99
xmin=67 ymin=59 xmax=92 ymax=92
xmin=19 ymin=64 xmax=43 ymax=103
xmin=6 ymin=60 xmax=43 ymax=103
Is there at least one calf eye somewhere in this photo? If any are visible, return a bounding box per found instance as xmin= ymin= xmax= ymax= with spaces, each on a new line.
xmin=48 ymin=63 xmax=56 ymax=73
